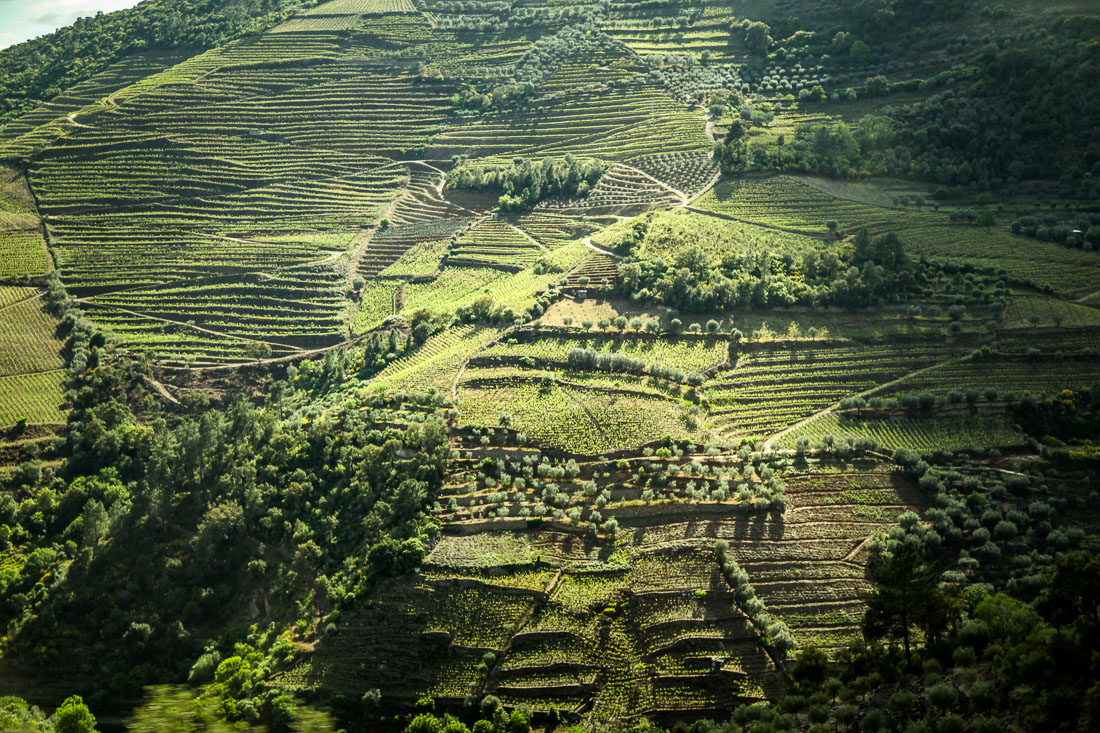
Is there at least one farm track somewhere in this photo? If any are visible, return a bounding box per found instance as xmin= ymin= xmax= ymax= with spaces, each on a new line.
xmin=78 ymin=299 xmax=305 ymax=353
xmin=616 ymin=161 xmax=689 ymax=205
xmin=142 ymin=375 xmax=179 ymax=405
xmin=502 ymin=220 xmax=550 ymax=254
xmin=762 ymin=348 xmax=980 ymax=449
xmin=0 ymin=289 xmax=46 ymax=314
xmin=559 ymin=385 xmax=613 ymax=448
xmin=581 ymin=237 xmax=621 ymax=259
xmin=155 ymin=332 xmax=370 ymax=372
xmin=684 ymin=205 xmax=821 ymax=238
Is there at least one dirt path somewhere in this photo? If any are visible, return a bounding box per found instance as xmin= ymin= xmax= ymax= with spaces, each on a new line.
xmin=615 ymin=161 xmax=689 ymax=205
xmin=143 ymin=375 xmax=180 ymax=405
xmin=66 ymin=111 xmax=94 ymax=129
xmin=685 ymin=205 xmax=821 ymax=238
xmin=503 ymin=220 xmax=550 ymax=253
xmin=559 ymin=382 xmax=613 ymax=448
xmin=156 ymin=332 xmax=374 ymax=373
xmin=392 ymin=283 xmax=405 ymax=314
xmin=1074 ymin=289 xmax=1100 ymax=303
xmin=0 ymin=288 xmax=46 ymax=314
xmin=581 ymin=237 xmax=621 ymax=259
xmin=686 ymin=168 xmax=722 ymax=206
xmin=346 ymin=185 xmax=410 ymax=271
xmin=77 ymin=299 xmax=304 ymax=352
xmin=762 ymin=349 xmax=979 ymax=450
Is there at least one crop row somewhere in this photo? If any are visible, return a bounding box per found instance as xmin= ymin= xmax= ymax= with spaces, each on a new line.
xmin=0 ymin=370 xmax=67 ymax=426
xmin=0 ymin=295 xmax=65 ymax=377
xmin=780 ymin=413 xmax=1024 ymax=452
xmin=482 ymin=334 xmax=728 ymax=374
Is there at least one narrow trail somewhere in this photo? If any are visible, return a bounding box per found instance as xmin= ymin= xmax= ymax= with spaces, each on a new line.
xmin=347 ymin=181 xmax=405 ymax=283
xmin=762 ymin=349 xmax=979 ymax=450
xmin=156 ymin=333 xmax=370 ymax=373
xmin=344 ymin=226 xmax=380 ymax=336
xmin=0 ymin=289 xmax=46 ymax=314
xmin=392 ymin=283 xmax=405 ymax=315
xmin=77 ymin=299 xmax=304 ymax=353
xmin=615 ymin=161 xmax=689 ymax=205
xmin=451 ymin=361 xmax=469 ymax=400
xmin=66 ymin=111 xmax=93 ymax=129
xmin=581 ymin=237 xmax=621 ymax=259
xmin=407 ymin=159 xmax=483 ymax=217
xmin=842 ymin=537 xmax=870 ymax=564
xmin=503 ymin=220 xmax=550 ymax=253
xmin=1074 ymin=289 xmax=1100 ymax=303
xmin=143 ymin=375 xmax=180 ymax=405
xmin=559 ymin=382 xmax=613 ymax=448
xmin=685 ymin=205 xmax=821 ymax=238
xmin=685 ymin=168 xmax=722 ymax=206
xmin=189 ymin=231 xmax=273 ymax=246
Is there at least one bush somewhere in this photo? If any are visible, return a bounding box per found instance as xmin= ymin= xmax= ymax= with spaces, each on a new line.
xmin=927 ymin=682 xmax=957 ymax=712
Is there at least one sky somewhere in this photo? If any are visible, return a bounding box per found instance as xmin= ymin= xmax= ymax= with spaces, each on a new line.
xmin=0 ymin=0 xmax=141 ymax=50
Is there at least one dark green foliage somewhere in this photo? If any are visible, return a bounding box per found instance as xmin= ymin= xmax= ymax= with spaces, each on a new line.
xmin=1 ymin=347 xmax=450 ymax=712
xmin=847 ymin=0 xmax=973 ymax=33
xmin=617 ymin=229 xmax=923 ymax=313
xmin=1014 ymin=385 xmax=1100 ymax=442
xmin=448 ymin=155 xmax=607 ymax=211
xmin=863 ymin=529 xmax=960 ymax=665
xmin=714 ymin=119 xmax=750 ymax=175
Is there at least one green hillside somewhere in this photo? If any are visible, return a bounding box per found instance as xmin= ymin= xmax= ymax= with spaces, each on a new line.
xmin=0 ymin=1 xmax=1099 ymax=732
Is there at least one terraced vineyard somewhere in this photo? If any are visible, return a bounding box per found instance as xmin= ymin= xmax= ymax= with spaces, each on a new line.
xmin=0 ymin=286 xmax=66 ymax=426
xmin=0 ymin=166 xmax=50 ymax=279
xmin=694 ymin=176 xmax=1100 ymax=296
xmin=3 ymin=0 xmax=1100 ymax=730
xmin=708 ymin=342 xmax=964 ymax=439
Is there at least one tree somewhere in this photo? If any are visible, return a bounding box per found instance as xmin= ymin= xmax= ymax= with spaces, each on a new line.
xmin=407 ymin=714 xmax=441 ymax=733
xmin=715 ymin=119 xmax=749 ymax=175
xmin=863 ymin=538 xmax=957 ymax=666
xmin=245 ymin=341 xmax=272 ymax=361
xmin=977 ymin=209 xmax=997 ymax=228
xmin=865 ymin=75 xmax=889 ymax=97
xmin=850 ymin=39 xmax=871 ymax=63
xmin=53 ymin=696 xmax=98 ymax=733
xmin=738 ymin=20 xmax=772 ymax=53
xmin=791 ymin=646 xmax=828 ymax=689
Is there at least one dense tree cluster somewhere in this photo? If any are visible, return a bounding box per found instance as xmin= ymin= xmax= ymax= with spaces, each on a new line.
xmin=565 ymin=346 xmax=703 ymax=386
xmin=737 ymin=25 xmax=1100 ymax=188
xmin=0 ymin=342 xmax=451 ymax=717
xmin=847 ymin=0 xmax=973 ymax=33
xmin=1014 ymin=386 xmax=1100 ymax=444
xmin=448 ymin=155 xmax=607 ymax=211
xmin=0 ymin=0 xmax=309 ymax=125
xmin=617 ymin=229 xmax=924 ymax=312
xmin=1012 ymin=213 xmax=1100 ymax=252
